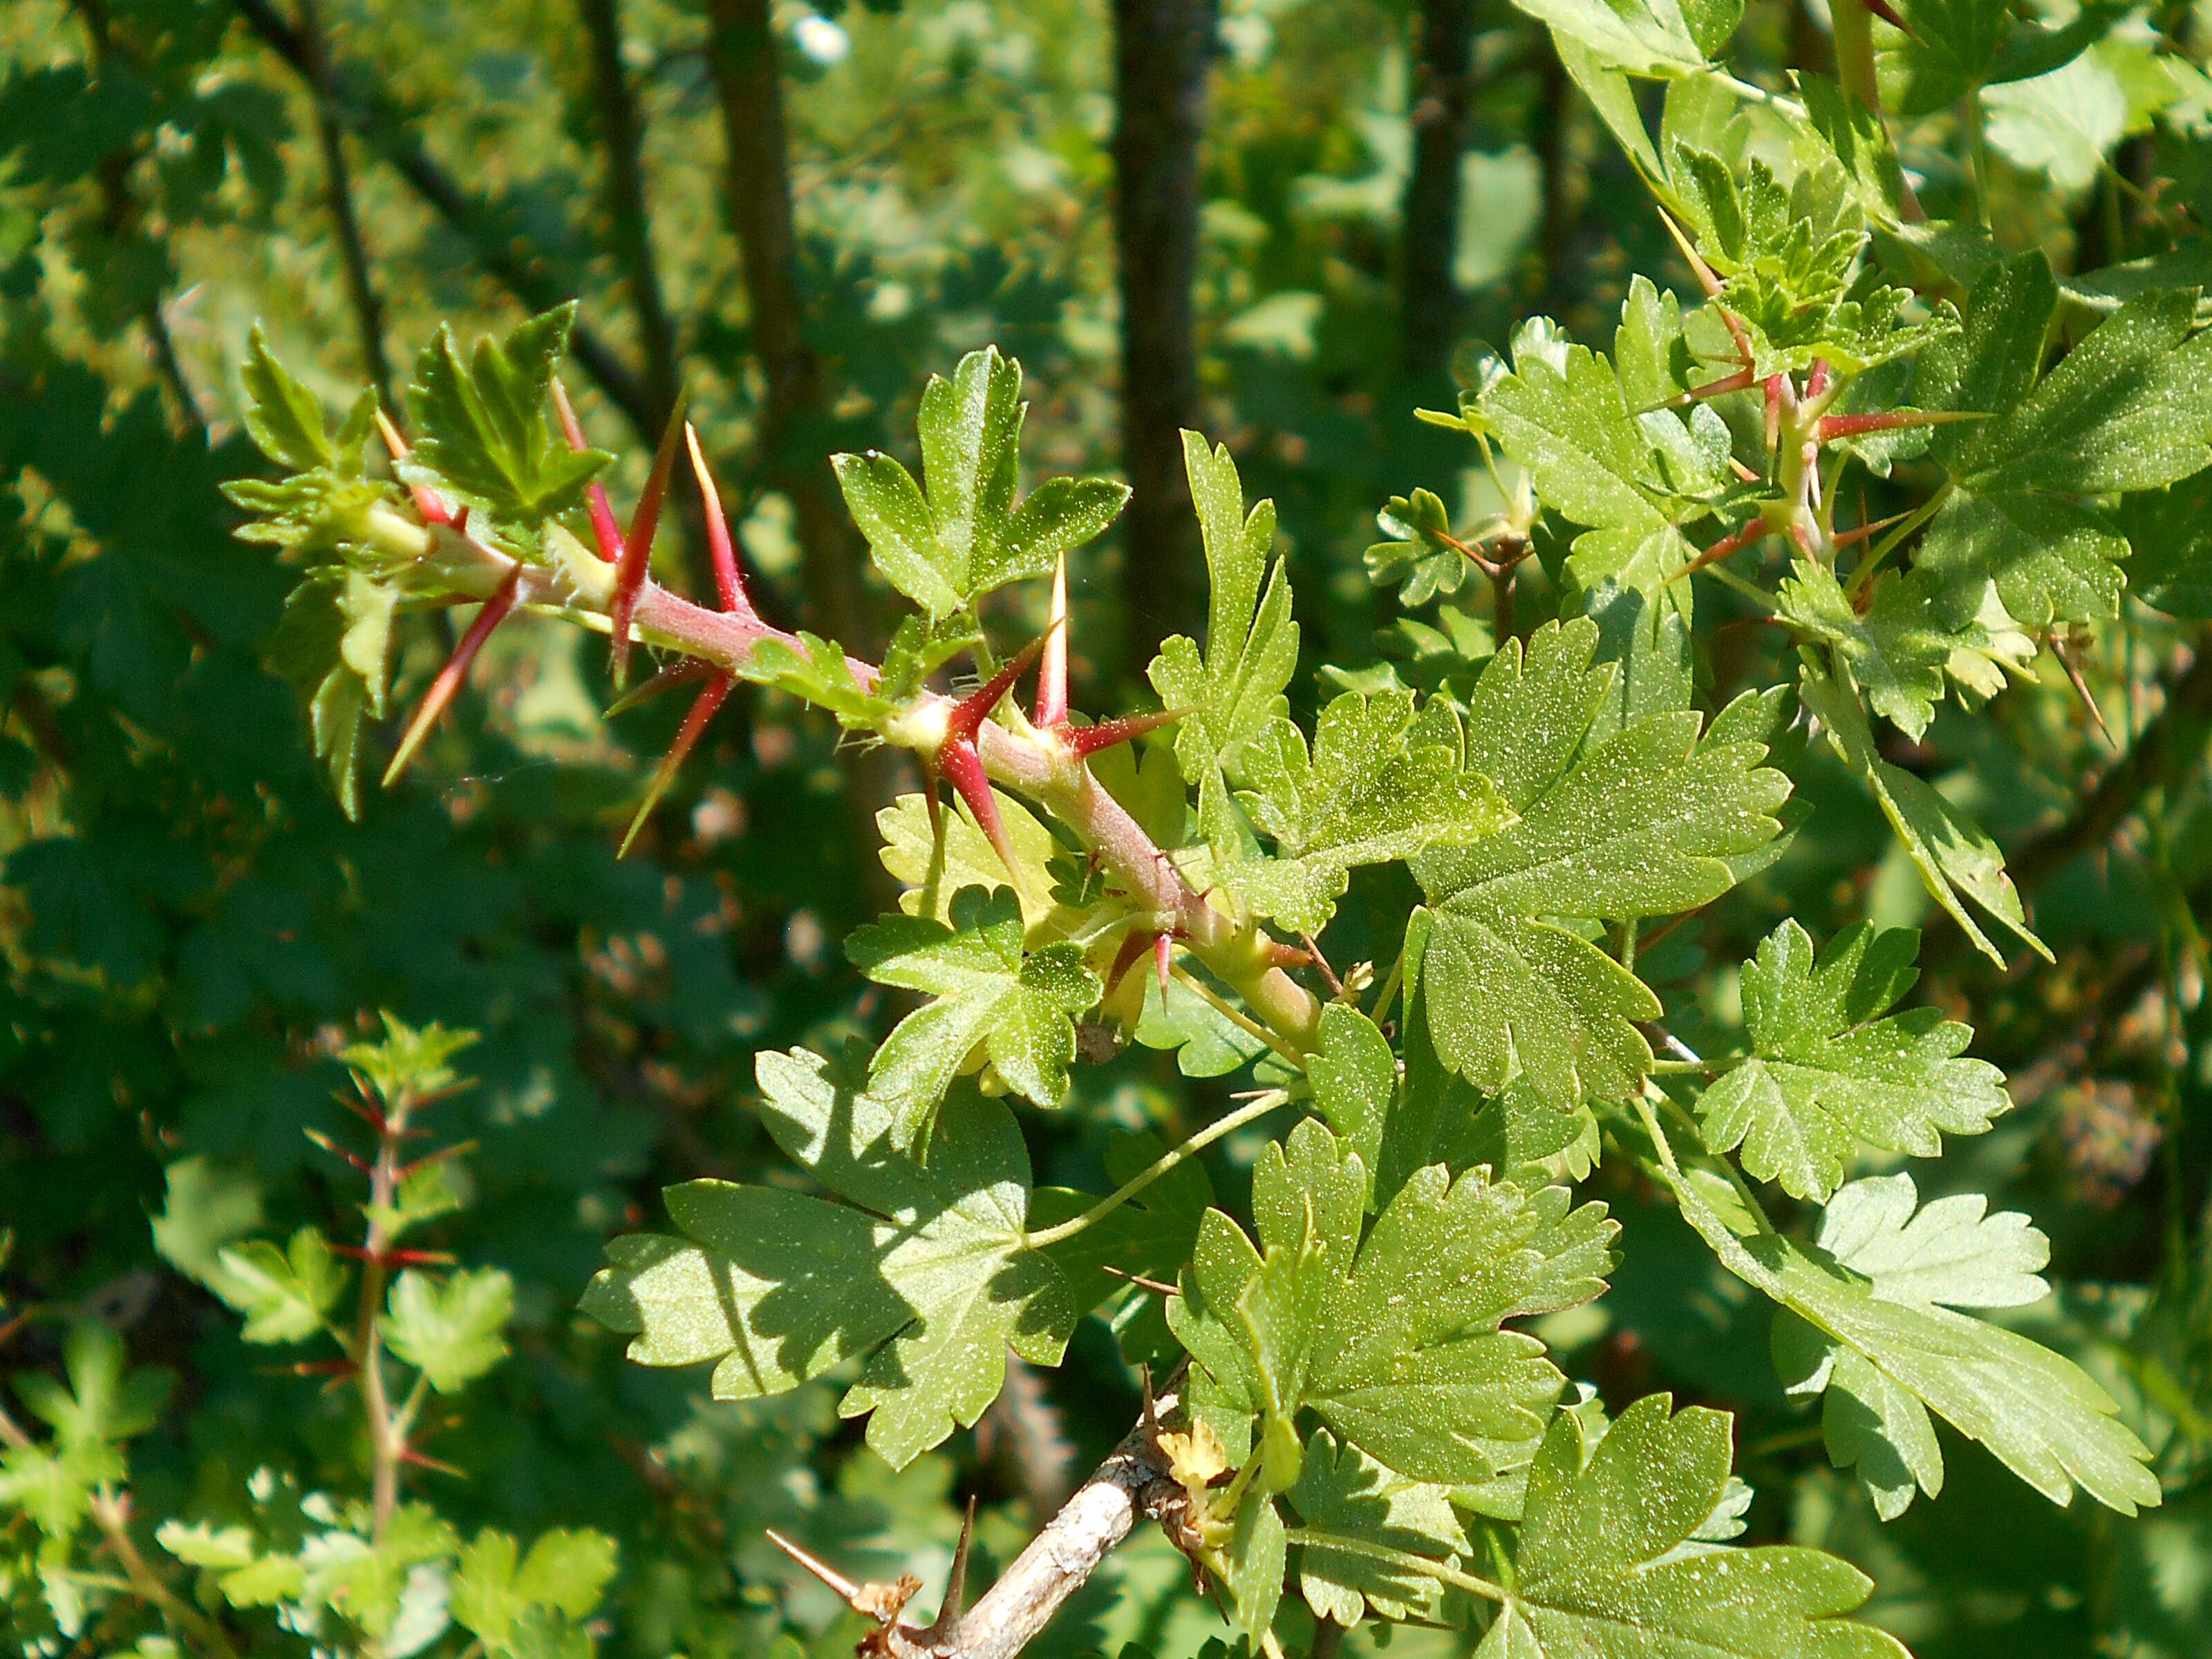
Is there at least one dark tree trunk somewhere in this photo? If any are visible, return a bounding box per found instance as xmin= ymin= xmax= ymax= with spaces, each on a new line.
xmin=1401 ymin=0 xmax=1475 ymax=375
xmin=701 ymin=0 xmax=901 ymax=912
xmin=1112 ymin=0 xmax=1216 ymax=671
xmin=700 ymin=0 xmax=872 ymax=654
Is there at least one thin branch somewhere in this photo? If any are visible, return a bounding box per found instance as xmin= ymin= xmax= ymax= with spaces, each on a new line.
xmin=230 ymin=0 xmax=658 ymax=437
xmin=577 ymin=0 xmax=678 ymax=419
xmin=877 ymin=1388 xmax=1186 ymax=1659
xmin=294 ymin=0 xmax=393 ymax=406
xmin=1025 ymin=1091 xmax=1284 ymax=1250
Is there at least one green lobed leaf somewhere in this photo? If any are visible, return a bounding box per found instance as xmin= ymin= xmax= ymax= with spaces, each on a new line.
xmin=845 ymin=884 xmax=1103 ymax=1142
xmin=1147 ymin=433 xmax=1299 ymax=861
xmin=212 ymin=1227 xmax=350 ymax=1344
xmin=1291 ymin=1429 xmax=1471 ymax=1627
xmin=1414 ymin=619 xmax=1788 ymax=1112
xmin=383 ymin=1266 xmax=514 ymax=1393
xmin=876 ymin=787 xmax=1060 ymax=931
xmin=1918 ymin=252 xmax=2212 ymax=626
xmin=1475 ymin=1395 xmax=1906 ymax=1658
xmin=1224 ymin=689 xmax=1515 ymax=934
xmin=402 ymin=304 xmax=612 ymax=547
xmin=451 ymin=1527 xmax=619 ymax=1654
xmin=1477 ymin=303 xmax=1730 ymax=617
xmin=1797 ymin=658 xmax=2047 ymax=966
xmin=1662 ymin=1155 xmax=2162 ymax=1517
xmin=1169 ymin=1120 xmax=1615 ymax=1489
xmin=1696 ymin=919 xmax=2012 ymax=1201
xmin=579 ymin=1046 xmax=1075 ymax=1469
xmin=1507 ymin=0 xmax=1714 ymax=78
xmin=1776 ymin=562 xmax=1987 ymax=741
xmin=832 ymin=346 xmax=1129 ymax=618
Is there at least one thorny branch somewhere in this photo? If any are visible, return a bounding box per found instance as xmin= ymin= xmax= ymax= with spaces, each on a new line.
xmin=823 ymin=1387 xmax=1187 ymax=1659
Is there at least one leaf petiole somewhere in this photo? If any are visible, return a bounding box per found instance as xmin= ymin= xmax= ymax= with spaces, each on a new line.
xmin=1281 ymin=1527 xmax=1507 ymax=1606
xmin=1023 ymin=1090 xmax=1287 ymax=1251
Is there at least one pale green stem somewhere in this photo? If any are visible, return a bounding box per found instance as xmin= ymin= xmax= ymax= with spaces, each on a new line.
xmin=1963 ymin=89 xmax=1992 ymax=227
xmin=1714 ymin=73 xmax=1807 ymax=122
xmin=1281 ymin=1528 xmax=1508 ymax=1606
xmin=1369 ymin=939 xmax=1407 ymax=1026
xmin=1702 ymin=560 xmax=1776 ymax=612
xmin=1173 ymin=966 xmax=1306 ymax=1065
xmin=86 ymin=1488 xmax=243 ymax=1659
xmin=1025 ymin=1091 xmax=1288 ymax=1250
xmin=1846 ymin=482 xmax=1952 ymax=601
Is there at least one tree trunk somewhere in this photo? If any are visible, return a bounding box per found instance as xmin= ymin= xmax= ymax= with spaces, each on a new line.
xmin=1112 ymin=0 xmax=1216 ymax=672
xmin=701 ymin=0 xmax=901 ymax=913
xmin=1401 ymin=0 xmax=1475 ymax=375
xmin=700 ymin=0 xmax=872 ymax=655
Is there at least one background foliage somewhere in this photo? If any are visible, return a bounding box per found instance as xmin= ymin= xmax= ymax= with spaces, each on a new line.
xmin=6 ymin=0 xmax=2212 ymax=1655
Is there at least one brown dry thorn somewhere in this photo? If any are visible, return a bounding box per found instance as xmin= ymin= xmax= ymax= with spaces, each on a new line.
xmin=1101 ymin=1264 xmax=1180 ymax=1297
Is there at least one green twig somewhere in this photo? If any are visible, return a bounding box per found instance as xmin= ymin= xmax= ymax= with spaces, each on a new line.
xmin=1281 ymin=1528 xmax=1506 ymax=1606
xmin=1024 ymin=1091 xmax=1286 ymax=1250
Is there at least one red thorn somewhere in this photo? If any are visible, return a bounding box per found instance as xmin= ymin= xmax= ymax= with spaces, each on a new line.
xmin=395 ymin=1141 xmax=477 ymax=1181
xmin=303 ymin=1127 xmax=371 ymax=1172
xmin=397 ymin=1446 xmax=466 ymax=1477
xmin=921 ymin=756 xmax=945 ymax=847
xmin=375 ymin=408 xmax=454 ymax=527
xmin=685 ymin=422 xmax=753 ymax=617
xmin=331 ymin=1245 xmax=456 ymax=1268
xmin=937 ymin=738 xmax=1014 ymax=873
xmin=1815 ymin=409 xmax=1982 ymax=441
xmin=1036 ymin=556 xmax=1069 ymax=729
xmin=1680 ymin=366 xmax=1756 ymax=405
xmin=382 ymin=568 xmax=520 ymax=787
xmin=610 ymin=391 xmax=691 ymax=687
xmin=1806 ymin=359 xmax=1832 ymax=401
xmin=946 ymin=627 xmax=1058 ymax=749
xmin=1860 ymin=0 xmax=1915 ymax=37
xmin=1763 ymin=375 xmax=1788 ymax=456
xmin=1105 ymin=929 xmax=1151 ymax=996
xmin=606 ymin=660 xmax=713 ymax=718
xmin=270 ymin=1358 xmax=357 ymax=1379
xmin=552 ymin=379 xmax=624 ymax=564
xmin=1658 ymin=207 xmax=1725 ymax=302
xmin=1832 ymin=509 xmax=1913 ymax=550
xmin=1257 ymin=937 xmax=1311 ymax=971
xmin=1154 ymin=930 xmax=1174 ymax=998
xmin=619 ymin=673 xmax=733 ymax=858
xmin=1062 ymin=707 xmax=1191 ymax=760
xmin=1673 ymin=518 xmax=1769 ymax=584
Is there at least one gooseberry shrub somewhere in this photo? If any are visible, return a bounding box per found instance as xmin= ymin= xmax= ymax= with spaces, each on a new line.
xmin=26 ymin=0 xmax=2212 ymax=1652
